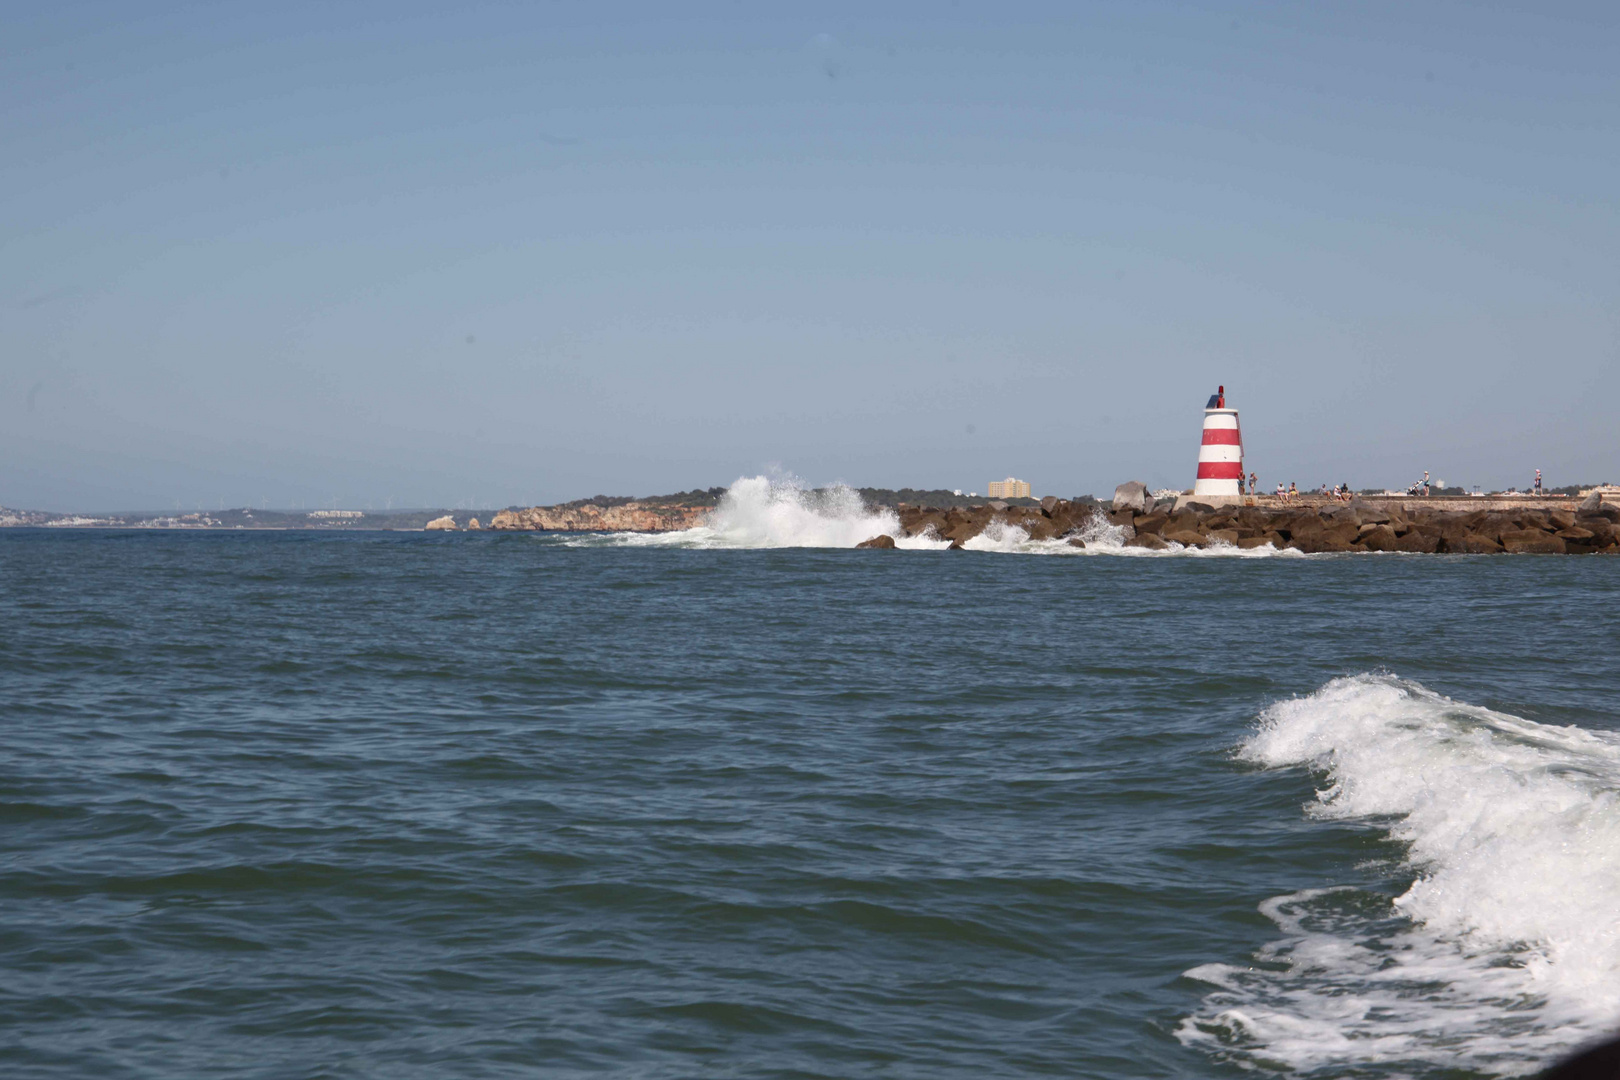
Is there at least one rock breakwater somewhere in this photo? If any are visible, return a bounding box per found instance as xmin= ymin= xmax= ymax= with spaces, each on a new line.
xmin=890 ymin=499 xmax=1620 ymax=554
xmin=489 ymin=502 xmax=708 ymax=533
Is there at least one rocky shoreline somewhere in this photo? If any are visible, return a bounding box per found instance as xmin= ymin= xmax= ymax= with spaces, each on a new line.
xmin=488 ymin=502 xmax=708 ymax=533
xmin=887 ymin=492 xmax=1620 ymax=554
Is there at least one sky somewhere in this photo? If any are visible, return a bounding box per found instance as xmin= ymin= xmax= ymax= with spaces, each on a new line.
xmin=3 ymin=1 xmax=1617 ymax=511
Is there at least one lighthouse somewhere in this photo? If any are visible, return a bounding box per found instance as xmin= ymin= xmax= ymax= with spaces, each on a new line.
xmin=1193 ymin=385 xmax=1243 ymax=501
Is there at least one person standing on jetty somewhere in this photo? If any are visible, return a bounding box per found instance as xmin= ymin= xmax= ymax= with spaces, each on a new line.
xmin=1536 ymin=469 xmax=1543 ymax=496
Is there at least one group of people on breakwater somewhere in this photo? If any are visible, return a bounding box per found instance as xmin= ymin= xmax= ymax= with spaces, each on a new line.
xmin=879 ymin=493 xmax=1620 ymax=554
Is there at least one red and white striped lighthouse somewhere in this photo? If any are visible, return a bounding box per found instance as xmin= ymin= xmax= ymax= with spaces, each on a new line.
xmin=1193 ymin=385 xmax=1243 ymax=501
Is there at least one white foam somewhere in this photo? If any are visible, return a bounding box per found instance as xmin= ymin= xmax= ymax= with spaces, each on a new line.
xmin=1181 ymin=674 xmax=1620 ymax=1075
xmin=570 ymin=479 xmax=1302 ymax=556
xmin=570 ymin=475 xmax=948 ymax=550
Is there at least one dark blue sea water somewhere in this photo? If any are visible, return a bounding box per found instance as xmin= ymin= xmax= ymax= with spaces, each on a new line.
xmin=2 ymin=529 xmax=1617 ymax=1078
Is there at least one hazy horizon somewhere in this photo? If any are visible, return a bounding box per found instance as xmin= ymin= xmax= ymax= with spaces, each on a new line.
xmin=6 ymin=2 xmax=1617 ymax=513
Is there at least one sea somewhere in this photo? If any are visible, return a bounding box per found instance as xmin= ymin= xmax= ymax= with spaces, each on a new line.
xmin=3 ymin=478 xmax=1617 ymax=1079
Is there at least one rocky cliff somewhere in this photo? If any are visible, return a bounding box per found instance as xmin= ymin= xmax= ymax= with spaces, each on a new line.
xmin=489 ymin=503 xmax=709 ymax=533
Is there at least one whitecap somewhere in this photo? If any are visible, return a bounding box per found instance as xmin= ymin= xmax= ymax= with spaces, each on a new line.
xmin=1181 ymin=674 xmax=1620 ymax=1075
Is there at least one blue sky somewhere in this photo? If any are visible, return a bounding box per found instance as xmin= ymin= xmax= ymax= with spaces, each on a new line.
xmin=4 ymin=1 xmax=1616 ymax=510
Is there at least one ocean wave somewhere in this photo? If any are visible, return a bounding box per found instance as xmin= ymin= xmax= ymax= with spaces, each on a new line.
xmin=1180 ymin=674 xmax=1620 ymax=1075
xmin=562 ymin=476 xmax=1300 ymax=556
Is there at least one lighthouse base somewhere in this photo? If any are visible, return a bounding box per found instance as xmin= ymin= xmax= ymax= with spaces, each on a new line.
xmin=1192 ymin=479 xmax=1241 ymax=500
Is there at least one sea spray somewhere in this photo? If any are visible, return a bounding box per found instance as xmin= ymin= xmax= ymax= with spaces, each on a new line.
xmin=574 ymin=479 xmax=1297 ymax=555
xmin=1181 ymin=674 xmax=1620 ymax=1075
xmin=581 ymin=476 xmax=948 ymax=550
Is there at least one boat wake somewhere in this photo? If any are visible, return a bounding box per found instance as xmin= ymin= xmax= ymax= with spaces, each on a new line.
xmin=1181 ymin=674 xmax=1620 ymax=1076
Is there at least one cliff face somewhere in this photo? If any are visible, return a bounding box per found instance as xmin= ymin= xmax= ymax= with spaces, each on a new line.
xmin=489 ymin=503 xmax=709 ymax=533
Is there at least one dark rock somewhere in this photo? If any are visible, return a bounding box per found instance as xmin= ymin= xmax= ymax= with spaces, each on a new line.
xmin=1448 ymin=533 xmax=1503 ymax=554
xmin=856 ymin=534 xmax=896 ymax=549
xmin=1021 ymin=517 xmax=1060 ymax=541
xmin=947 ymin=538 xmax=967 ymax=550
xmin=1237 ymin=534 xmax=1283 ymax=549
xmin=1185 ymin=501 xmax=1216 ymax=513
xmin=1549 ymin=510 xmax=1576 ymax=530
xmin=1393 ymin=531 xmax=1440 ymax=553
xmin=1581 ymin=521 xmax=1617 ymax=547
xmin=1133 ymin=512 xmax=1169 ymax=535
xmin=1205 ymin=528 xmax=1241 ymax=547
xmin=1501 ymin=530 xmax=1567 ymax=554
xmin=1359 ymin=524 xmax=1400 ymax=552
xmin=1289 ymin=534 xmax=1356 ymax=553
xmin=1162 ymin=529 xmax=1205 ymax=547
xmin=1067 ymin=537 xmax=1086 ymax=549
xmin=1128 ymin=533 xmax=1170 ymax=550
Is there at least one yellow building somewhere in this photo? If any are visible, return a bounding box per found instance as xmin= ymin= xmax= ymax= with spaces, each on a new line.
xmin=987 ymin=477 xmax=1032 ymax=499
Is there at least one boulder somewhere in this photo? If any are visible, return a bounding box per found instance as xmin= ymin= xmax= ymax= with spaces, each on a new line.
xmin=1162 ymin=529 xmax=1206 ymax=548
xmin=856 ymin=534 xmax=896 ymax=549
xmin=1128 ymin=533 xmax=1170 ymax=550
xmin=1359 ymin=524 xmax=1400 ymax=552
xmin=1067 ymin=537 xmax=1087 ymax=549
xmin=1237 ymin=533 xmax=1285 ymax=550
xmin=1393 ymin=531 xmax=1440 ymax=553
xmin=947 ymin=538 xmax=967 ymax=550
xmin=1581 ymin=521 xmax=1617 ymax=547
xmin=1205 ymin=528 xmax=1241 ymax=547
xmin=1557 ymin=527 xmax=1595 ymax=541
xmin=989 ymin=500 xmax=1009 ymax=511
xmin=467 ymin=518 xmax=482 ymax=531
xmin=1113 ymin=481 xmax=1151 ymax=513
xmin=1501 ymin=530 xmax=1567 ymax=554
xmin=1447 ymin=533 xmax=1502 ymax=554
xmin=1021 ymin=517 xmax=1060 ymax=541
xmin=1295 ymin=519 xmax=1360 ymax=547
xmin=1184 ymin=501 xmax=1217 ymax=513
xmin=425 ymin=515 xmax=457 ymax=531
xmin=1133 ymin=513 xmax=1170 ymax=535
xmin=1549 ymin=510 xmax=1577 ymax=530
xmin=1580 ymin=492 xmax=1603 ymax=512
xmin=1041 ymin=496 xmax=1060 ymax=516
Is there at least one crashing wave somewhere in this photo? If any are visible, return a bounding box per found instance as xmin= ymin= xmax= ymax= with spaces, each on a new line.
xmin=1181 ymin=674 xmax=1620 ymax=1075
xmin=567 ymin=477 xmax=1298 ymax=556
